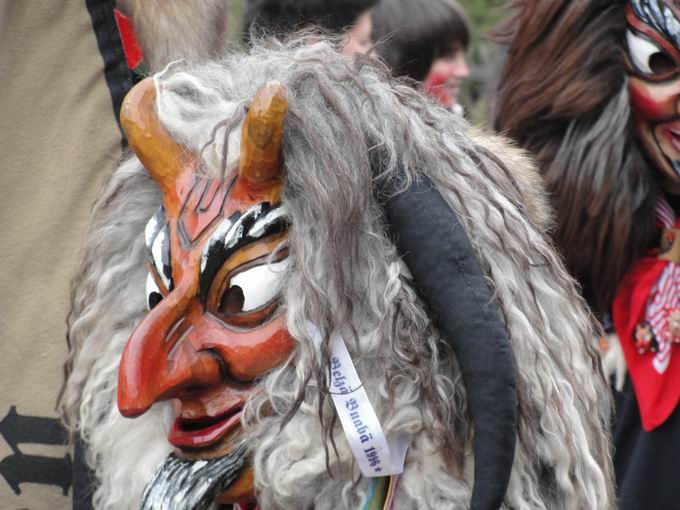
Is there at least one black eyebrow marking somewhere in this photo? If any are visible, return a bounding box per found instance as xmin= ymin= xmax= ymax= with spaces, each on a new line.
xmin=631 ymin=0 xmax=680 ymax=49
xmin=198 ymin=203 xmax=287 ymax=302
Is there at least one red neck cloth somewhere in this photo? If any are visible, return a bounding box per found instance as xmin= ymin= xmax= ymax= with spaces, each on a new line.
xmin=613 ymin=197 xmax=680 ymax=431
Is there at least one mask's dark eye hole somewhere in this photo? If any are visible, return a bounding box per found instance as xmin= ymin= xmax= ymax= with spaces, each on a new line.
xmin=219 ymin=285 xmax=245 ymax=316
xmin=148 ymin=291 xmax=163 ymax=310
xmin=209 ymin=254 xmax=289 ymax=328
xmin=627 ymin=30 xmax=678 ymax=77
xmin=146 ymin=272 xmax=164 ymax=311
xmin=650 ymin=52 xmax=676 ymax=74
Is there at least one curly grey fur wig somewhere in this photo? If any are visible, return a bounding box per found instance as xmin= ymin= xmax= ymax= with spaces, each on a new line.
xmin=61 ymin=37 xmax=614 ymax=509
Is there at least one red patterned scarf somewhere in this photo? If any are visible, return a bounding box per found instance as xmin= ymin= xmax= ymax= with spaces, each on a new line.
xmin=613 ymin=197 xmax=680 ymax=431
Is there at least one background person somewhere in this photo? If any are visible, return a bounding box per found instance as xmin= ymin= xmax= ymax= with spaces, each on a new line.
xmin=372 ymin=0 xmax=470 ymax=111
xmin=495 ymin=1 xmax=680 ymax=507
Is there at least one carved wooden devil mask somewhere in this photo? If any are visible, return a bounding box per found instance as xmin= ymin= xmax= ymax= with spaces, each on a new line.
xmin=116 ymin=77 xmax=294 ymax=503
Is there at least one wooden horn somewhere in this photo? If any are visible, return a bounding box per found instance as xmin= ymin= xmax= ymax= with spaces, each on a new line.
xmin=120 ymin=77 xmax=197 ymax=205
xmin=239 ymin=81 xmax=288 ymax=188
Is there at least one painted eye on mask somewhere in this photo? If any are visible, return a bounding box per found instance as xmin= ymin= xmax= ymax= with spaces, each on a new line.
xmin=626 ymin=30 xmax=677 ymax=77
xmin=212 ymin=256 xmax=288 ymax=328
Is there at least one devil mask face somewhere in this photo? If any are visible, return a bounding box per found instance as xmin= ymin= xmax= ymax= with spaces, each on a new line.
xmin=626 ymin=0 xmax=680 ymax=193
xmin=116 ymin=78 xmax=294 ymax=504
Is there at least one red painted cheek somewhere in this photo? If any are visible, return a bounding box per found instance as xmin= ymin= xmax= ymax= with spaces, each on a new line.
xmin=424 ymin=71 xmax=453 ymax=108
xmin=201 ymin=316 xmax=295 ymax=382
xmin=425 ymin=71 xmax=447 ymax=88
xmin=629 ymin=78 xmax=676 ymax=120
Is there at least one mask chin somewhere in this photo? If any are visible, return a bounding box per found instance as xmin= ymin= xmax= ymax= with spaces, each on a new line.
xmin=141 ymin=442 xmax=247 ymax=510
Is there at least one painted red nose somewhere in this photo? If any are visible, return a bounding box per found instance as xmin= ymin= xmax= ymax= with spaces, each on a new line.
xmin=117 ymin=288 xmax=221 ymax=417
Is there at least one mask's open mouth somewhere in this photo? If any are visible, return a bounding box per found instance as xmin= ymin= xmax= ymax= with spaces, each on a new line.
xmin=663 ymin=126 xmax=680 ymax=154
xmin=654 ymin=125 xmax=680 ymax=178
xmin=168 ymin=404 xmax=242 ymax=448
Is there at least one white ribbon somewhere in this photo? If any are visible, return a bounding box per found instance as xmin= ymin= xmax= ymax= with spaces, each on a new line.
xmin=305 ymin=322 xmax=410 ymax=477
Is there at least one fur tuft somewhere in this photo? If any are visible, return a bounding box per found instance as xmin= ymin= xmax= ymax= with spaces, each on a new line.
xmin=116 ymin=0 xmax=230 ymax=71
xmin=62 ymin=37 xmax=614 ymax=508
xmin=495 ymin=0 xmax=657 ymax=313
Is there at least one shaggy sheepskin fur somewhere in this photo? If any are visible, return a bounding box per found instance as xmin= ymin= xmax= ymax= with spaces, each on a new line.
xmin=61 ymin=38 xmax=614 ymax=509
